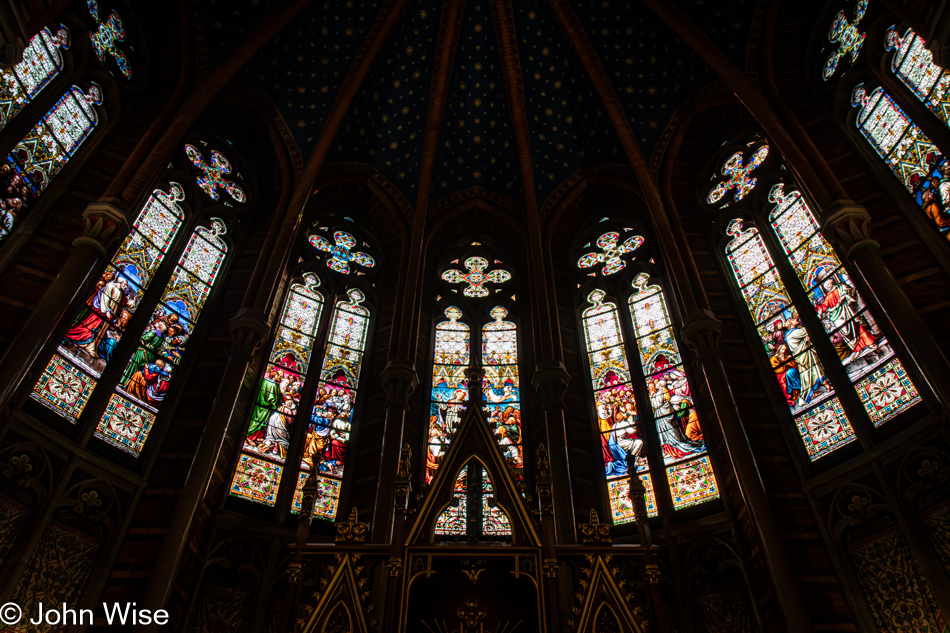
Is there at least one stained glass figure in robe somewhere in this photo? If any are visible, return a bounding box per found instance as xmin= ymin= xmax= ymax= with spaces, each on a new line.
xmin=581 ymin=289 xmax=656 ymax=521
xmin=0 ymin=83 xmax=102 ymax=243
xmin=725 ymin=218 xmax=857 ymax=459
xmin=230 ymin=274 xmax=324 ymax=506
xmin=885 ymin=26 xmax=950 ymax=127
xmin=851 ymin=84 xmax=950 ymax=237
xmin=481 ymin=306 xmax=523 ymax=487
xmin=427 ymin=306 xmax=470 ymax=483
xmin=94 ymin=218 xmax=229 ymax=456
xmin=0 ymin=25 xmax=69 ymax=132
xmin=628 ymin=274 xmax=720 ymax=509
xmin=295 ymin=288 xmax=370 ymax=520
xmin=32 ymin=183 xmax=186 ymax=422
xmin=768 ymin=185 xmax=920 ymax=425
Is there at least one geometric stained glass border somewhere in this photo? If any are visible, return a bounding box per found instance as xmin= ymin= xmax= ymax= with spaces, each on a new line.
xmin=230 ymin=455 xmax=282 ymax=505
xmin=29 ymin=354 xmax=95 ymax=423
xmin=608 ymin=474 xmax=657 ymax=525
xmin=667 ymin=455 xmax=720 ymax=510
xmin=93 ymin=394 xmax=156 ymax=456
xmin=795 ymin=397 xmax=857 ymax=461
xmin=854 ymin=358 xmax=921 ymax=427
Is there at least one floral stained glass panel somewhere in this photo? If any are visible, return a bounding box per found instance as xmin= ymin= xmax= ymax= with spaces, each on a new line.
xmin=0 ymin=25 xmax=69 ymax=132
xmin=482 ymin=306 xmax=523 ymax=488
xmin=480 ymin=468 xmax=512 ymax=536
xmin=94 ymin=219 xmax=228 ymax=456
xmin=232 ymin=276 xmax=324 ymax=507
xmin=1 ymin=83 xmax=102 ymax=244
xmin=628 ymin=274 xmax=719 ymax=509
xmin=298 ymin=289 xmax=369 ymax=521
xmin=582 ymin=290 xmax=654 ymax=523
xmin=427 ymin=307 xmax=470 ymax=483
xmin=435 ymin=465 xmax=469 ymax=536
xmin=31 ymin=184 xmax=186 ymax=422
xmin=887 ymin=27 xmax=950 ymax=127
xmin=725 ymin=219 xmax=857 ymax=459
xmin=852 ymin=85 xmax=950 ymax=238
xmin=769 ymin=186 xmax=920 ymax=425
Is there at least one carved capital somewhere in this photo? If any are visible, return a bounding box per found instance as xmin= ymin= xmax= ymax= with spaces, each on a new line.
xmin=387 ymin=558 xmax=403 ymax=577
xmin=287 ymin=562 xmax=302 ymax=584
xmin=335 ymin=507 xmax=369 ymax=543
xmin=542 ymin=558 xmax=559 ymax=578
xmin=822 ymin=201 xmax=879 ymax=259
xmin=681 ymin=309 xmax=723 ymax=359
xmin=578 ymin=508 xmax=612 ymax=544
xmin=532 ymin=361 xmax=570 ymax=406
xmin=228 ymin=310 xmax=269 ymax=359
xmin=644 ymin=563 xmax=661 ymax=584
xmin=74 ymin=199 xmax=130 ymax=255
xmin=380 ymin=361 xmax=419 ymax=407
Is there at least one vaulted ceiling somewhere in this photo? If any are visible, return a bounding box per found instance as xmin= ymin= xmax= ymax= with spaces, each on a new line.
xmin=197 ymin=0 xmax=758 ymax=210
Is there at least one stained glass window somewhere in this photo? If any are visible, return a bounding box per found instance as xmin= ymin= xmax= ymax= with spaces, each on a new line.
xmin=32 ymin=184 xmax=187 ymax=421
xmin=885 ymin=27 xmax=950 ymax=127
xmin=821 ymin=0 xmax=868 ymax=81
xmin=0 ymin=25 xmax=69 ymax=132
xmin=725 ymin=218 xmax=858 ymax=459
xmin=767 ymin=185 xmax=920 ymax=425
xmin=706 ymin=146 xmax=769 ymax=207
xmin=87 ymin=0 xmax=131 ymax=79
xmin=94 ymin=218 xmax=229 ymax=456
xmin=308 ymin=230 xmax=375 ymax=275
xmin=184 ymin=144 xmax=246 ymax=205
xmin=481 ymin=306 xmax=523 ymax=487
xmin=427 ymin=306 xmax=470 ymax=483
xmin=0 ymin=83 xmax=102 ymax=243
xmin=230 ymin=275 xmax=324 ymax=506
xmin=576 ymin=231 xmax=645 ymax=276
xmin=434 ymin=463 xmax=511 ymax=539
xmin=442 ymin=256 xmax=511 ymax=297
xmin=581 ymin=289 xmax=657 ymax=522
xmin=851 ymin=84 xmax=950 ymax=238
xmin=627 ymin=274 xmax=719 ymax=509
xmin=295 ymin=288 xmax=370 ymax=520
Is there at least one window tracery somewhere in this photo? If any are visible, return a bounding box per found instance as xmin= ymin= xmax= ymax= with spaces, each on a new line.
xmin=0 ymin=25 xmax=70 ymax=132
xmin=231 ymin=220 xmax=376 ymax=521
xmin=821 ymin=0 xmax=868 ymax=81
xmin=708 ymin=139 xmax=922 ymax=460
xmin=434 ymin=463 xmax=512 ymax=539
xmin=0 ymin=82 xmax=102 ymax=244
xmin=87 ymin=0 xmax=131 ymax=79
xmin=885 ymin=26 xmax=950 ymax=127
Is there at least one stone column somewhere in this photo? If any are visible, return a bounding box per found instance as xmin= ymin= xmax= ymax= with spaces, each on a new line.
xmin=135 ymin=311 xmax=268 ymax=630
xmin=532 ymin=360 xmax=575 ymax=544
xmin=0 ymin=200 xmax=128 ymax=410
xmin=371 ymin=361 xmax=418 ymax=544
xmin=823 ymin=203 xmax=950 ymax=411
xmin=681 ymin=311 xmax=813 ymax=633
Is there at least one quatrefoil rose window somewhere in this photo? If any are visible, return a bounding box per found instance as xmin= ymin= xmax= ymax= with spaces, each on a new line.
xmin=184 ymin=144 xmax=246 ymax=204
xmin=705 ymin=144 xmax=769 ymax=208
xmin=576 ymin=231 xmax=645 ymax=276
xmin=442 ymin=256 xmax=511 ymax=298
xmin=309 ymin=229 xmax=376 ymax=275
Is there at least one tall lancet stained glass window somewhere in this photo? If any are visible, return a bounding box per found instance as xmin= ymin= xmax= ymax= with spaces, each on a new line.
xmin=297 ymin=289 xmax=370 ymax=519
xmin=581 ymin=290 xmax=657 ymax=522
xmin=0 ymin=25 xmax=69 ymax=132
xmin=850 ymin=84 xmax=950 ymax=237
xmin=885 ymin=26 xmax=950 ymax=127
xmin=767 ymin=185 xmax=920 ymax=424
xmin=427 ymin=306 xmax=470 ymax=483
xmin=0 ymin=82 xmax=102 ymax=243
xmin=725 ymin=218 xmax=858 ymax=459
xmin=627 ymin=274 xmax=719 ymax=509
xmin=231 ymin=275 xmax=324 ymax=507
xmin=32 ymin=184 xmax=186 ymax=421
xmin=93 ymin=218 xmax=229 ymax=456
xmin=482 ymin=306 xmax=523 ymax=487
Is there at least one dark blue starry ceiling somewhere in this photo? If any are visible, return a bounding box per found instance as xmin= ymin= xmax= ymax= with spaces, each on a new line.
xmin=198 ymin=0 xmax=757 ymax=211
xmin=679 ymin=0 xmax=755 ymax=71
xmin=572 ymin=0 xmax=716 ymax=154
xmin=431 ymin=0 xmax=521 ymax=203
xmin=205 ymin=0 xmax=384 ymax=157
xmin=515 ymin=0 xmax=626 ymax=207
xmin=328 ymin=0 xmax=443 ymax=203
